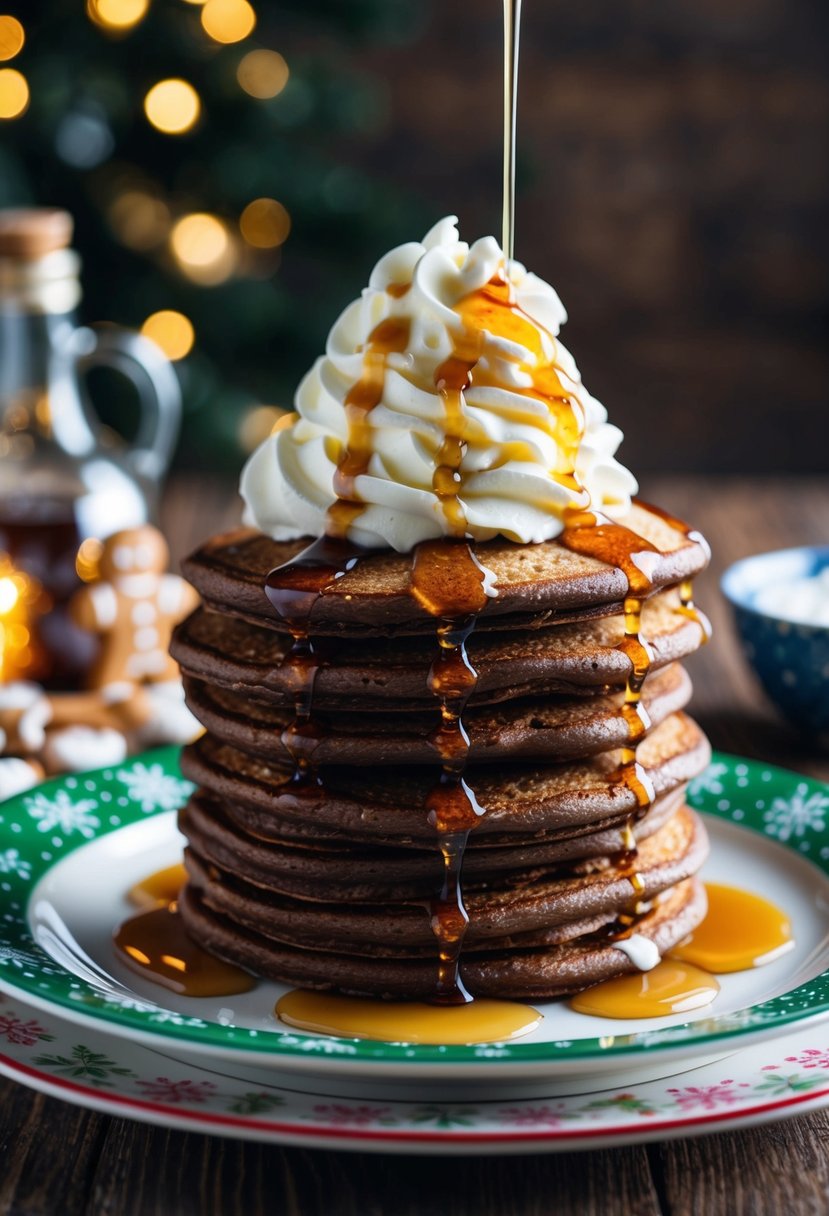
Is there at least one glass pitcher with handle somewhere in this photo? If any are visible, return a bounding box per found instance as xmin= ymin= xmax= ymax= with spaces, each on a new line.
xmin=0 ymin=208 xmax=182 ymax=688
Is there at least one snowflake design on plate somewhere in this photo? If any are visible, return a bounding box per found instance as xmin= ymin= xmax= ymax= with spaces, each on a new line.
xmin=135 ymin=1077 xmax=216 ymax=1104
xmin=763 ymin=789 xmax=829 ymax=842
xmin=93 ymin=992 xmax=209 ymax=1028
xmin=687 ymin=761 xmax=729 ymax=799
xmin=293 ymin=1036 xmax=358 ymax=1056
xmin=115 ymin=763 xmax=193 ymax=813
xmin=471 ymin=1043 xmax=512 ymax=1059
xmin=311 ymin=1104 xmax=395 ymax=1127
xmin=497 ymin=1103 xmax=573 ymax=1127
xmin=0 ymin=1012 xmax=54 ymax=1046
xmin=0 ymin=848 xmax=31 ymax=880
xmin=666 ymin=1080 xmax=752 ymax=1111
xmin=24 ymin=790 xmax=100 ymax=839
xmin=781 ymin=1048 xmax=829 ymax=1071
xmin=0 ymin=943 xmax=51 ymax=972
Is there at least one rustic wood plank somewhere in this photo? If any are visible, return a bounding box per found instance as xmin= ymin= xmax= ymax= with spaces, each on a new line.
xmin=88 ymin=1126 xmax=662 ymax=1216
xmin=649 ymin=1108 xmax=829 ymax=1215
xmin=0 ymin=1078 xmax=105 ymax=1215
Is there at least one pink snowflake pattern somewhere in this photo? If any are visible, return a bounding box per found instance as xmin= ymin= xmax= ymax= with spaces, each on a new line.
xmin=0 ymin=1013 xmax=53 ymax=1047
xmin=135 ymin=1077 xmax=217 ymax=1105
xmin=779 ymin=1049 xmax=829 ymax=1072
xmin=312 ymin=1104 xmax=394 ymax=1127
xmin=666 ymin=1081 xmax=751 ymax=1111
xmin=497 ymin=1104 xmax=571 ymax=1128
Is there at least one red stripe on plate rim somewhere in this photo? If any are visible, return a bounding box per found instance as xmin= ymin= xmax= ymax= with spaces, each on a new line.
xmin=2 ymin=1051 xmax=829 ymax=1143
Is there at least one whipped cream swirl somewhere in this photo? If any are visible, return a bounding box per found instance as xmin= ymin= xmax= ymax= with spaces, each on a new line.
xmin=241 ymin=217 xmax=637 ymax=552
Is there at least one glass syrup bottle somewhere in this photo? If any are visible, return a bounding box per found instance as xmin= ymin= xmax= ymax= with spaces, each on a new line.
xmin=0 ymin=208 xmax=181 ymax=688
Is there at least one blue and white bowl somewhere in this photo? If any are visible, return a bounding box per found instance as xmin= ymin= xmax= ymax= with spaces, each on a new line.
xmin=721 ymin=546 xmax=829 ymax=744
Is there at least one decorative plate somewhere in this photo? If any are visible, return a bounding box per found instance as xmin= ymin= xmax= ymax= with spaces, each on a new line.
xmin=3 ymin=989 xmax=829 ymax=1153
xmin=1 ymin=748 xmax=829 ymax=1079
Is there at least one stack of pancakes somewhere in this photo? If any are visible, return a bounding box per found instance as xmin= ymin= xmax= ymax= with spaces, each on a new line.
xmin=172 ymin=502 xmax=712 ymax=1000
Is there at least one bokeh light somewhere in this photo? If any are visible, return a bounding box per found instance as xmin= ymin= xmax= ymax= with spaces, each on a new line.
xmin=0 ymin=16 xmax=24 ymax=61
xmin=55 ymin=105 xmax=115 ymax=168
xmin=108 ymin=190 xmax=171 ymax=250
xmin=201 ymin=0 xmax=256 ymax=45
xmin=239 ymin=198 xmax=291 ymax=249
xmin=0 ymin=68 xmax=28 ymax=120
xmin=237 ymin=49 xmax=289 ymax=99
xmin=141 ymin=310 xmax=195 ymax=361
xmin=171 ymin=213 xmax=236 ymax=285
xmin=87 ymin=0 xmax=149 ymax=31
xmin=144 ymin=79 xmax=201 ymax=135
xmin=75 ymin=537 xmax=104 ymax=583
xmin=239 ymin=405 xmax=290 ymax=452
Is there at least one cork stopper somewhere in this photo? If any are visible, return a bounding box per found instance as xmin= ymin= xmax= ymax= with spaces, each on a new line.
xmin=0 ymin=208 xmax=74 ymax=260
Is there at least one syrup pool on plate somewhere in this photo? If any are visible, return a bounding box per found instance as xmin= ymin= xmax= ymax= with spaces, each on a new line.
xmin=669 ymin=883 xmax=794 ymax=973
xmin=127 ymin=862 xmax=188 ymax=909
xmin=275 ymin=989 xmax=542 ymax=1045
xmin=114 ymin=901 xmax=256 ymax=998
xmin=569 ymin=884 xmax=794 ymax=1020
xmin=570 ymin=961 xmax=720 ymax=1020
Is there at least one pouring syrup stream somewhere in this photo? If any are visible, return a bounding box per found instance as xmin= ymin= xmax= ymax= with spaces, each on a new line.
xmin=502 ymin=0 xmax=523 ymax=263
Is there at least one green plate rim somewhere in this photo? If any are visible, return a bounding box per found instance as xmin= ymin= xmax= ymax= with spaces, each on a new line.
xmin=1 ymin=746 xmax=829 ymax=1064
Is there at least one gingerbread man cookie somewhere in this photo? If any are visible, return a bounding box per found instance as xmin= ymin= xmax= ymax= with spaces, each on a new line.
xmin=69 ymin=526 xmax=199 ymax=690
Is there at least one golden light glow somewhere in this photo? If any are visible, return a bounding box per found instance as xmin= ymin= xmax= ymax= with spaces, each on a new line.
xmin=87 ymin=0 xmax=149 ymax=30
xmin=200 ymin=0 xmax=255 ymax=45
xmin=239 ymin=405 xmax=290 ymax=452
xmin=108 ymin=191 xmax=171 ymax=250
xmin=0 ymin=68 xmax=28 ymax=119
xmin=141 ymin=310 xmax=195 ymax=361
xmin=0 ymin=555 xmax=40 ymax=681
xmin=237 ymin=48 xmax=288 ymax=99
xmin=144 ymin=79 xmax=201 ymax=135
xmin=239 ymin=197 xmax=291 ymax=249
xmin=0 ymin=15 xmax=25 ymax=61
xmin=0 ymin=575 xmax=18 ymax=616
xmin=75 ymin=537 xmax=104 ymax=583
xmin=170 ymin=213 xmax=236 ymax=285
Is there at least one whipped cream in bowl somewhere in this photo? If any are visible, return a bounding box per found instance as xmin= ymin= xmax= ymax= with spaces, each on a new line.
xmin=722 ymin=545 xmax=829 ymax=742
xmin=241 ymin=217 xmax=637 ymax=553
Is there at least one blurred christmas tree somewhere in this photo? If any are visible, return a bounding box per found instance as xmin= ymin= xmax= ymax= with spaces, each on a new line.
xmin=0 ymin=0 xmax=432 ymax=469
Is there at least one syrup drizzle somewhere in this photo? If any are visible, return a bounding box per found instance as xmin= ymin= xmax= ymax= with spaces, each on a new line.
xmin=265 ymin=536 xmax=363 ymax=786
xmin=329 ymin=316 xmax=411 ymax=539
xmin=636 ymin=500 xmax=712 ymax=642
xmin=433 ymin=332 xmax=483 ymax=534
xmin=502 ymin=0 xmax=523 ymax=262
xmin=557 ymin=511 xmax=660 ymax=906
xmin=453 ymin=274 xmax=585 ymax=490
xmin=411 ymin=539 xmax=494 ymax=1003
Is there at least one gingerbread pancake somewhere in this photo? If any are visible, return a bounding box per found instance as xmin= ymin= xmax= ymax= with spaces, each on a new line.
xmin=171 ymin=588 xmax=706 ymax=710
xmin=181 ymin=662 xmax=692 ymax=767
xmin=178 ymin=874 xmax=707 ymax=1000
xmin=180 ymin=711 xmax=710 ymax=843
xmin=182 ymin=502 xmax=709 ymax=637
xmin=179 ymin=786 xmax=694 ymax=905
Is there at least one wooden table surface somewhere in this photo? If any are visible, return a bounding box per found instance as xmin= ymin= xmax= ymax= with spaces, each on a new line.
xmin=1 ymin=474 xmax=828 ymax=1216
